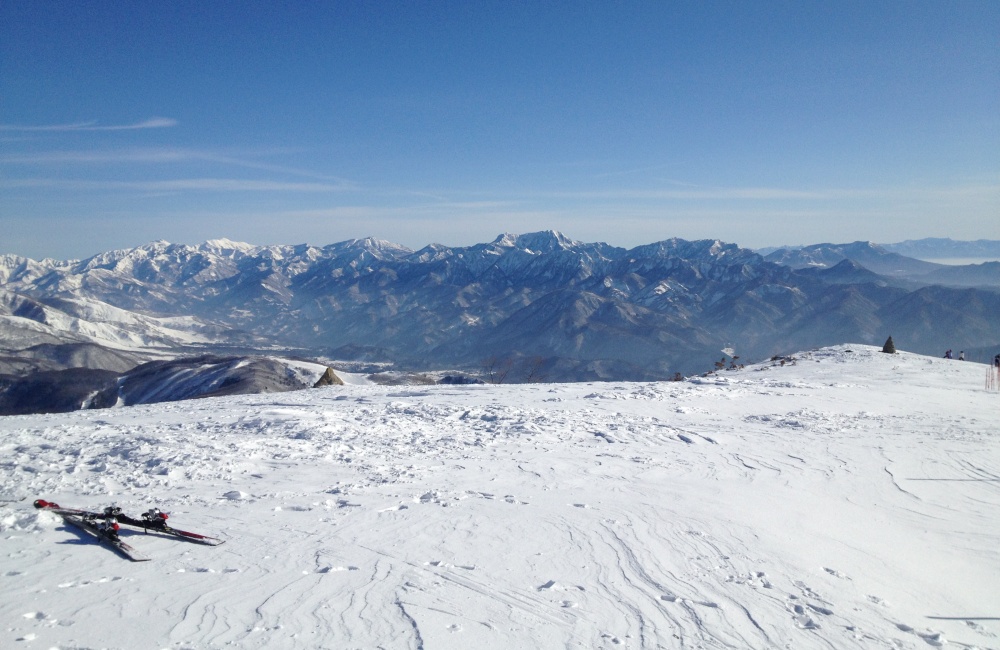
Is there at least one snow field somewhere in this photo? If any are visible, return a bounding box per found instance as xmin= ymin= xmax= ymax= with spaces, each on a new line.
xmin=0 ymin=345 xmax=998 ymax=649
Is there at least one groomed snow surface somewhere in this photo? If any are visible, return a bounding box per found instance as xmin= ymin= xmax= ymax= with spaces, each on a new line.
xmin=1 ymin=345 xmax=998 ymax=649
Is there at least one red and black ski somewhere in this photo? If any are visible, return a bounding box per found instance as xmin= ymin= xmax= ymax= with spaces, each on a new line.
xmin=35 ymin=500 xmax=225 ymax=548
xmin=41 ymin=508 xmax=150 ymax=562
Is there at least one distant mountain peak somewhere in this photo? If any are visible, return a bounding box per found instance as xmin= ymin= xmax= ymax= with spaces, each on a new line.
xmin=492 ymin=230 xmax=577 ymax=252
xmin=633 ymin=237 xmax=746 ymax=262
xmin=342 ymin=236 xmax=412 ymax=255
xmin=201 ymin=238 xmax=257 ymax=255
xmin=763 ymin=240 xmax=944 ymax=276
xmin=881 ymin=238 xmax=1000 ymax=260
xmin=846 ymin=241 xmax=885 ymax=251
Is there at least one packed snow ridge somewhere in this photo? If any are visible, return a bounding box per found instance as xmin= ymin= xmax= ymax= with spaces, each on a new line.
xmin=1 ymin=345 xmax=998 ymax=649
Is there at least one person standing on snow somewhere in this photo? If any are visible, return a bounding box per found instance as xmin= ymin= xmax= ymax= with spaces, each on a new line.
xmin=959 ymin=351 xmax=965 ymax=361
xmin=944 ymin=349 xmax=953 ymax=359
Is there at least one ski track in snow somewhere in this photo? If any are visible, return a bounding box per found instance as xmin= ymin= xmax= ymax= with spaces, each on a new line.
xmin=1 ymin=345 xmax=998 ymax=649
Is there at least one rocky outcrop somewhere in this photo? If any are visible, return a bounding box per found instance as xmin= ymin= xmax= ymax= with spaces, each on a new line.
xmin=313 ymin=367 xmax=344 ymax=387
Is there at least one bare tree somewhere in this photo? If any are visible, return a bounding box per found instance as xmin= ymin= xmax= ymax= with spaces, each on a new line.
xmin=481 ymin=355 xmax=547 ymax=384
xmin=480 ymin=356 xmax=514 ymax=384
xmin=521 ymin=356 xmax=547 ymax=383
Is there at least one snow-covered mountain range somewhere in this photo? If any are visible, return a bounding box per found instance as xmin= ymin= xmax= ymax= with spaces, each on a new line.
xmin=763 ymin=241 xmax=1000 ymax=286
xmin=756 ymin=237 xmax=1000 ymax=263
xmin=0 ymin=355 xmax=337 ymax=416
xmin=2 ymin=232 xmax=999 ymax=413
xmin=1 ymin=345 xmax=997 ymax=648
xmin=881 ymin=237 xmax=1000 ymax=261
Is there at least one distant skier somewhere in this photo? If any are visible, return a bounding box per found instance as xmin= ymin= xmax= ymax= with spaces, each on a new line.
xmin=994 ymin=353 xmax=1000 ymax=368
xmin=944 ymin=349 xmax=952 ymax=359
xmin=959 ymin=351 xmax=965 ymax=361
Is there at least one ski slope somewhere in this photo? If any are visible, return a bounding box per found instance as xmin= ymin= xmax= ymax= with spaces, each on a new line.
xmin=1 ymin=345 xmax=998 ymax=649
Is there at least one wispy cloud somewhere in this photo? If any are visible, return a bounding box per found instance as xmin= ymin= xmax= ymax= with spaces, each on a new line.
xmin=539 ymin=187 xmax=828 ymax=201
xmin=0 ymin=149 xmax=190 ymax=164
xmin=526 ymin=182 xmax=1000 ymax=203
xmin=0 ymin=177 xmax=351 ymax=192
xmin=0 ymin=146 xmax=355 ymax=185
xmin=0 ymin=117 xmax=178 ymax=132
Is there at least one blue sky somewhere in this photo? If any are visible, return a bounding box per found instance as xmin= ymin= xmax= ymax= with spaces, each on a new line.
xmin=2 ymin=1 xmax=998 ymax=259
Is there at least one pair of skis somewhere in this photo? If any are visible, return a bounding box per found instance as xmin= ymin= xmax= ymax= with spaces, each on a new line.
xmin=34 ymin=499 xmax=224 ymax=562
